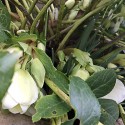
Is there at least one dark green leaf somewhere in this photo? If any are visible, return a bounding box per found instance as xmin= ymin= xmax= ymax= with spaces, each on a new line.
xmin=69 ymin=77 xmax=101 ymax=125
xmin=86 ymin=69 xmax=116 ymax=98
xmin=32 ymin=95 xmax=70 ymax=122
xmin=0 ymin=52 xmax=21 ymax=101
xmin=77 ymin=18 xmax=96 ymax=51
xmin=99 ymin=99 xmax=119 ymax=125
xmin=35 ymin=48 xmax=69 ymax=94
xmin=96 ymin=47 xmax=124 ymax=67
xmin=11 ymin=33 xmax=37 ymax=43
xmin=35 ymin=48 xmax=56 ymax=73
xmin=0 ymin=1 xmax=11 ymax=42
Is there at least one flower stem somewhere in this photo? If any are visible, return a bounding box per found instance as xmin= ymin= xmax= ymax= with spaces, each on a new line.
xmin=119 ymin=104 xmax=125 ymax=125
xmin=21 ymin=0 xmax=38 ymax=29
xmin=5 ymin=0 xmax=11 ymax=13
xmin=56 ymin=4 xmax=109 ymax=51
xmin=30 ymin=0 xmax=54 ymax=33
xmin=22 ymin=0 xmax=29 ymax=10
xmin=21 ymin=55 xmax=29 ymax=70
xmin=45 ymin=78 xmax=72 ymax=108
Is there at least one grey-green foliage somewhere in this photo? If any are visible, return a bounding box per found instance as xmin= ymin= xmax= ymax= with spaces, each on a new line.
xmin=69 ymin=77 xmax=101 ymax=125
xmin=32 ymin=95 xmax=70 ymax=122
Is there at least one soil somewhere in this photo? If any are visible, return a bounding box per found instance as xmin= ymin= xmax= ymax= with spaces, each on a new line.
xmin=0 ymin=111 xmax=51 ymax=125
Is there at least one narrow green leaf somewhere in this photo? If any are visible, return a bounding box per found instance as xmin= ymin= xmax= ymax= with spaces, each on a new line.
xmin=35 ymin=48 xmax=69 ymax=93
xmin=11 ymin=33 xmax=37 ymax=43
xmin=97 ymin=47 xmax=125 ymax=67
xmin=77 ymin=18 xmax=96 ymax=51
xmin=32 ymin=95 xmax=70 ymax=122
xmin=86 ymin=69 xmax=116 ymax=98
xmin=61 ymin=119 xmax=75 ymax=125
xmin=0 ymin=52 xmax=21 ymax=101
xmin=99 ymin=99 xmax=119 ymax=125
xmin=69 ymin=77 xmax=101 ymax=125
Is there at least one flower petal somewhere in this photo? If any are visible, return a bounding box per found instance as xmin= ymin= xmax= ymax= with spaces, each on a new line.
xmin=8 ymin=69 xmax=38 ymax=105
xmin=20 ymin=105 xmax=29 ymax=114
xmin=2 ymin=92 xmax=17 ymax=109
xmin=9 ymin=104 xmax=22 ymax=114
xmin=101 ymin=79 xmax=125 ymax=103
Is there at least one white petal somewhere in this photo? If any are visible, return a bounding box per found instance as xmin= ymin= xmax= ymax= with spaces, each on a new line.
xmin=20 ymin=105 xmax=29 ymax=114
xmin=8 ymin=69 xmax=38 ymax=105
xmin=9 ymin=104 xmax=22 ymax=114
xmin=2 ymin=92 xmax=17 ymax=109
xmin=101 ymin=79 xmax=125 ymax=103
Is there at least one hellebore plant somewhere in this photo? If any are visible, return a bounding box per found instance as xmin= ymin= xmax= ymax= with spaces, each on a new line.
xmin=1 ymin=0 xmax=125 ymax=125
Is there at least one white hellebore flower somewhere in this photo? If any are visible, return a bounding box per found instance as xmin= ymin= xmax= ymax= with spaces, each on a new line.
xmin=2 ymin=69 xmax=38 ymax=114
xmin=65 ymin=0 xmax=75 ymax=9
xmin=102 ymin=79 xmax=125 ymax=103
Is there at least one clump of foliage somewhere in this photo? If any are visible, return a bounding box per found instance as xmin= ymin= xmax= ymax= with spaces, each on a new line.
xmin=0 ymin=0 xmax=125 ymax=125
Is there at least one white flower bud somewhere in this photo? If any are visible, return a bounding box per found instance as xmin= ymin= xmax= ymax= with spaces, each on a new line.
xmin=37 ymin=42 xmax=45 ymax=52
xmin=79 ymin=0 xmax=92 ymax=10
xmin=98 ymin=122 xmax=104 ymax=125
xmin=107 ymin=63 xmax=117 ymax=69
xmin=65 ymin=0 xmax=75 ymax=9
xmin=68 ymin=9 xmax=79 ymax=20
xmin=86 ymin=65 xmax=104 ymax=73
xmin=73 ymin=68 xmax=90 ymax=81
xmin=101 ymin=79 xmax=125 ymax=104
xmin=2 ymin=69 xmax=38 ymax=114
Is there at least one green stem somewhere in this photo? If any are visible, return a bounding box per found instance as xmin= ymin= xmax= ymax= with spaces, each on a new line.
xmin=28 ymin=0 xmax=40 ymax=13
xmin=62 ymin=20 xmax=77 ymax=24
xmin=119 ymin=104 xmax=125 ymax=124
xmin=48 ymin=25 xmax=73 ymax=41
xmin=56 ymin=4 xmax=109 ymax=51
xmin=30 ymin=0 xmax=54 ymax=33
xmin=5 ymin=0 xmax=11 ymax=13
xmin=22 ymin=0 xmax=29 ymax=10
xmin=21 ymin=55 xmax=29 ymax=70
xmin=55 ymin=0 xmax=65 ymax=41
xmin=13 ymin=0 xmax=25 ymax=22
xmin=21 ymin=0 xmax=38 ymax=29
xmin=45 ymin=78 xmax=72 ymax=108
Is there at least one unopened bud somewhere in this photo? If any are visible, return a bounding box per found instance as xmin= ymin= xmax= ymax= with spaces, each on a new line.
xmin=31 ymin=58 xmax=45 ymax=88
xmin=37 ymin=42 xmax=45 ymax=51
xmin=65 ymin=0 xmax=75 ymax=9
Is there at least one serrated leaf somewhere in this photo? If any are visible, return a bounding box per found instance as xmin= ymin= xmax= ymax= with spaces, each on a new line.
xmin=35 ymin=49 xmax=69 ymax=94
xmin=32 ymin=95 xmax=70 ymax=122
xmin=86 ymin=69 xmax=116 ymax=98
xmin=69 ymin=77 xmax=101 ymax=125
xmin=0 ymin=52 xmax=21 ymax=101
xmin=99 ymin=99 xmax=119 ymax=125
